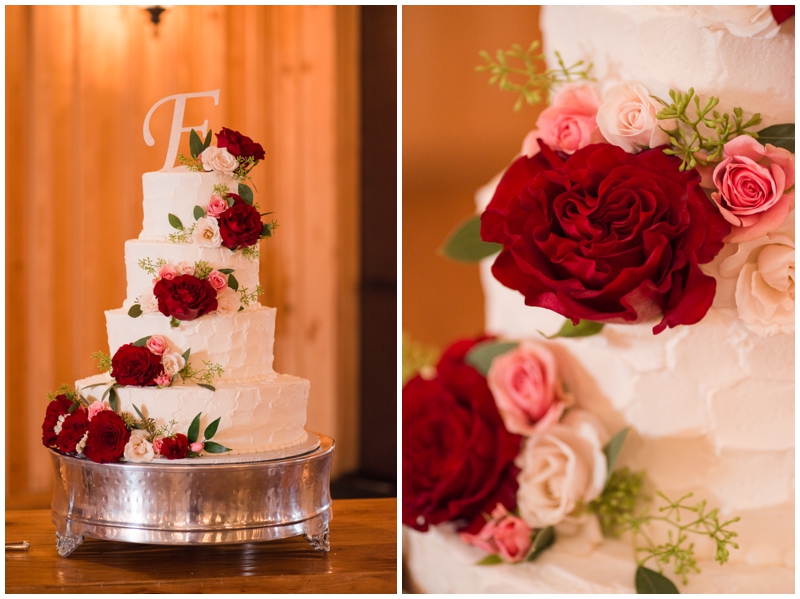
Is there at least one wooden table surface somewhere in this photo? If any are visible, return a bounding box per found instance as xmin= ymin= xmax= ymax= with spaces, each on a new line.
xmin=6 ymin=498 xmax=397 ymax=594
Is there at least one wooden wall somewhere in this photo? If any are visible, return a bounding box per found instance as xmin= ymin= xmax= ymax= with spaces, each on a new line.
xmin=6 ymin=5 xmax=360 ymax=507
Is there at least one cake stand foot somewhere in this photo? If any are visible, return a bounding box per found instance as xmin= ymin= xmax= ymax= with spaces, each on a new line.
xmin=303 ymin=518 xmax=330 ymax=552
xmin=56 ymin=530 xmax=84 ymax=557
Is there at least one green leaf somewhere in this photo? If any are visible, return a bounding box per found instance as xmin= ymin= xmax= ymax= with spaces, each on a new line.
xmin=440 ymin=215 xmax=502 ymax=263
xmin=476 ymin=554 xmax=504 ymax=566
xmin=181 ymin=348 xmax=191 ymax=363
xmin=187 ymin=412 xmax=202 ymax=444
xmin=128 ymin=304 xmax=143 ymax=318
xmin=132 ymin=336 xmax=152 ymax=347
xmin=203 ymin=417 xmax=221 ymax=440
xmin=261 ymin=223 xmax=272 ymax=238
xmin=756 ymin=123 xmax=794 ymax=153
xmin=202 ymin=441 xmax=230 ymax=453
xmin=193 ymin=205 xmax=205 ymax=221
xmin=101 ymin=383 xmax=114 ymax=402
xmin=80 ymin=382 xmax=108 ymax=390
xmin=67 ymin=401 xmax=80 ymax=414
xmin=168 ymin=213 xmax=183 ymax=230
xmin=604 ymin=427 xmax=629 ymax=479
xmin=189 ymin=129 xmax=204 ymax=159
xmin=238 ymin=183 xmax=254 ymax=205
xmin=544 ymin=319 xmax=605 ymax=339
xmin=217 ymin=268 xmax=234 ymax=274
xmin=227 ymin=273 xmax=239 ymax=291
xmin=203 ymin=129 xmax=213 ymax=149
xmin=525 ymin=526 xmax=556 ymax=562
xmin=109 ymin=386 xmax=120 ymax=414
xmin=635 ymin=566 xmax=680 ymax=594
xmin=465 ymin=340 xmax=519 ymax=376
xmin=132 ymin=403 xmax=146 ymax=421
xmin=198 ymin=383 xmax=216 ymax=392
xmin=170 ymin=317 xmax=181 ymax=328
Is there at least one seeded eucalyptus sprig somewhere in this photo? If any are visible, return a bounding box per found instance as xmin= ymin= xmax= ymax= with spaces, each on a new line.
xmin=477 ymin=41 xmax=594 ymax=112
xmin=654 ymin=87 xmax=762 ymax=171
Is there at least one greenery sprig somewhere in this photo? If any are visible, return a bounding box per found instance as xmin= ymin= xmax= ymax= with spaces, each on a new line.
xmin=476 ymin=41 xmax=594 ymax=112
xmin=654 ymin=87 xmax=762 ymax=171
xmin=178 ymin=359 xmax=224 ymax=390
xmin=586 ymin=467 xmax=646 ymax=537
xmin=238 ymin=284 xmax=263 ymax=307
xmin=402 ymin=332 xmax=439 ymax=385
xmin=138 ymin=257 xmax=167 ymax=276
xmin=92 ymin=351 xmax=112 ymax=373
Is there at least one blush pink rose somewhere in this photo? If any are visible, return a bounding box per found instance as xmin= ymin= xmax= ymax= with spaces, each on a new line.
xmin=460 ymin=503 xmax=533 ymax=563
xmin=487 ymin=342 xmax=568 ymax=436
xmin=207 ymin=270 xmax=228 ymax=291
xmin=154 ymin=373 xmax=172 ymax=387
xmin=87 ymin=401 xmax=111 ymax=421
xmin=158 ymin=264 xmax=177 ymax=281
xmin=190 ymin=441 xmax=205 ymax=453
xmin=146 ymin=335 xmax=167 ymax=356
xmin=712 ymin=135 xmax=794 ymax=242
xmin=176 ymin=261 xmax=195 ymax=276
xmin=207 ymin=195 xmax=229 ymax=218
xmin=522 ymin=84 xmax=603 ymax=157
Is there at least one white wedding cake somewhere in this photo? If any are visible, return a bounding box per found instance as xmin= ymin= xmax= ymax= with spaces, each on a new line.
xmin=405 ymin=5 xmax=794 ymax=593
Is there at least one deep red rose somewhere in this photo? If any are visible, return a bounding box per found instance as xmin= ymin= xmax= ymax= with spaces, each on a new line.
xmin=111 ymin=343 xmax=165 ymax=386
xmin=83 ymin=410 xmax=131 ymax=464
xmin=216 ymin=127 xmax=265 ymax=162
xmin=157 ymin=434 xmax=189 ymax=460
xmin=771 ymin=5 xmax=794 ymax=24
xmin=42 ymin=394 xmax=74 ymax=447
xmin=218 ymin=194 xmax=263 ymax=250
xmin=153 ymin=274 xmax=218 ymax=321
xmin=57 ymin=409 xmax=90 ymax=454
xmin=403 ymin=337 xmax=522 ymax=534
xmin=481 ymin=142 xmax=730 ymax=334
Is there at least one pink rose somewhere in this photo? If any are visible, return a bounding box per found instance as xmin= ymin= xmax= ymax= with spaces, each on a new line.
xmin=460 ymin=503 xmax=533 ymax=562
xmin=158 ymin=264 xmax=177 ymax=281
xmin=207 ymin=195 xmax=229 ymax=218
xmin=176 ymin=261 xmax=195 ymax=276
xmin=190 ymin=441 xmax=204 ymax=453
xmin=712 ymin=135 xmax=794 ymax=242
xmin=487 ymin=342 xmax=568 ymax=436
xmin=522 ymin=84 xmax=602 ymax=156
xmin=152 ymin=437 xmax=164 ymax=454
xmin=207 ymin=270 xmax=228 ymax=291
xmin=87 ymin=401 xmax=111 ymax=421
xmin=146 ymin=335 xmax=167 ymax=356
xmin=154 ymin=373 xmax=172 ymax=387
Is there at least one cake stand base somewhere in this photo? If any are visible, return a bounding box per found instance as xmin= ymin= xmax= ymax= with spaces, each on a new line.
xmin=49 ymin=432 xmax=334 ymax=557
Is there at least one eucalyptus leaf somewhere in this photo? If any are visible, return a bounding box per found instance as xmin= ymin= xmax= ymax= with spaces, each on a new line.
xmin=198 ymin=383 xmax=216 ymax=392
xmin=67 ymin=402 xmax=79 ymax=414
xmin=101 ymin=383 xmax=114 ymax=402
xmin=217 ymin=268 xmax=235 ymax=274
xmin=238 ymin=183 xmax=254 ymax=205
xmin=203 ymin=417 xmax=221 ymax=440
xmin=193 ymin=205 xmax=205 ymax=221
xmin=261 ymin=223 xmax=272 ymax=238
xmin=189 ymin=129 xmax=204 ymax=159
xmin=81 ymin=382 xmax=109 ymax=390
xmin=465 ymin=340 xmax=519 ymax=376
xmin=756 ymin=123 xmax=794 ymax=153
xmin=203 ymin=129 xmax=212 ymax=149
xmin=604 ymin=427 xmax=629 ymax=479
xmin=132 ymin=336 xmax=152 ymax=347
xmin=635 ymin=566 xmax=680 ymax=594
xmin=544 ymin=319 xmax=605 ymax=339
xmin=168 ymin=213 xmax=183 ymax=230
xmin=170 ymin=317 xmax=181 ymax=328
xmin=525 ymin=526 xmax=555 ymax=562
xmin=187 ymin=412 xmax=202 ymax=444
xmin=476 ymin=554 xmax=504 ymax=566
xmin=202 ymin=441 xmax=231 ymax=454
xmin=109 ymin=386 xmax=120 ymax=414
xmin=132 ymin=403 xmax=146 ymax=421
xmin=128 ymin=304 xmax=143 ymax=318
xmin=441 ymin=215 xmax=502 ymax=263
xmin=182 ymin=348 xmax=191 ymax=363
xmin=228 ymin=273 xmax=239 ymax=291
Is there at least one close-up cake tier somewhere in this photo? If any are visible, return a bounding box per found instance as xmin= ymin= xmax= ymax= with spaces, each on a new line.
xmin=106 ymin=306 xmax=276 ymax=382
xmin=123 ymin=239 xmax=261 ymax=307
xmin=76 ymin=372 xmax=310 ymax=455
xmin=140 ymin=167 xmax=237 ymax=240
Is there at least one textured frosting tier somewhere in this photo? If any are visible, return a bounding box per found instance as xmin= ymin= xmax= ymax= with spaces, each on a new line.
xmin=76 ymin=373 xmax=309 ymax=455
xmin=542 ymin=6 xmax=795 ymax=127
xmin=123 ymin=239 xmax=261 ymax=307
xmin=141 ymin=167 xmax=237 ymax=240
xmin=404 ymin=525 xmax=794 ymax=593
xmin=106 ymin=306 xmax=276 ymax=381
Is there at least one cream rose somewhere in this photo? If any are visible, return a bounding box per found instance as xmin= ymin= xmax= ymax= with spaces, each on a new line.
xmin=193 ymin=216 xmax=222 ymax=248
xmin=176 ymin=261 xmax=195 ymax=276
xmin=515 ymin=409 xmax=608 ymax=528
xmin=688 ymin=6 xmax=780 ymax=39
xmin=200 ymin=146 xmax=238 ymax=176
xmin=596 ymin=82 xmax=670 ymax=154
xmin=161 ymin=351 xmax=186 ymax=377
xmin=138 ymin=289 xmax=160 ymax=313
xmin=215 ymin=287 xmax=242 ymax=316
xmin=124 ymin=429 xmax=155 ymax=463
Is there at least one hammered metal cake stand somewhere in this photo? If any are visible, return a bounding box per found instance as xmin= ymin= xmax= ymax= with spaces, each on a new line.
xmin=49 ymin=432 xmax=334 ymax=557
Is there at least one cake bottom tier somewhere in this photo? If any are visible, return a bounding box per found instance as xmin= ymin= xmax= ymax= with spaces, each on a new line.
xmin=76 ymin=373 xmax=309 ymax=455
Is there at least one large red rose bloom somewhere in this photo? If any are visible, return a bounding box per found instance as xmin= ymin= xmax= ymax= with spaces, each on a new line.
xmin=218 ymin=194 xmax=263 ymax=250
xmin=42 ymin=394 xmax=73 ymax=447
xmin=216 ymin=127 xmax=265 ymax=161
xmin=481 ymin=142 xmax=730 ymax=333
xmin=83 ymin=411 xmax=131 ymax=463
xmin=57 ymin=409 xmax=90 ymax=454
xmin=111 ymin=343 xmax=165 ymax=386
xmin=153 ymin=274 xmax=218 ymax=321
xmin=403 ymin=337 xmax=522 ymax=534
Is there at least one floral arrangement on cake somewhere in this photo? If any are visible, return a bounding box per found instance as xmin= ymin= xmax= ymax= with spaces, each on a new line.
xmin=172 ymin=127 xmax=278 ymax=259
xmin=445 ymin=14 xmax=795 ymax=338
xmin=128 ymin=259 xmax=261 ymax=326
xmin=403 ymin=336 xmax=741 ymax=593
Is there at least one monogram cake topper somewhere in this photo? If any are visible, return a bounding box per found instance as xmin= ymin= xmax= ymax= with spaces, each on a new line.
xmin=143 ymin=90 xmax=220 ymax=171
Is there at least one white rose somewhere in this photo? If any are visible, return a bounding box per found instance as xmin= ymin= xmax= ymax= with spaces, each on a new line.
xmin=192 ymin=216 xmax=222 ymax=248
xmin=124 ymin=429 xmax=155 ymax=463
xmin=200 ymin=146 xmax=238 ymax=176
xmin=719 ymin=228 xmax=795 ymax=337
xmin=138 ymin=289 xmax=159 ymax=313
xmin=688 ymin=6 xmax=780 ymax=39
xmin=176 ymin=261 xmax=195 ymax=276
xmin=215 ymin=287 xmax=242 ymax=316
xmin=76 ymin=432 xmax=89 ymax=455
xmin=161 ymin=351 xmax=186 ymax=377
xmin=515 ymin=409 xmax=608 ymax=528
xmin=596 ymin=82 xmax=671 ymax=154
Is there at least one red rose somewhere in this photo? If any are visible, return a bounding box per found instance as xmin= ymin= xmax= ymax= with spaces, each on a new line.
xmin=157 ymin=434 xmax=189 ymax=460
xmin=83 ymin=411 xmax=131 ymax=463
xmin=111 ymin=343 xmax=165 ymax=386
xmin=216 ymin=127 xmax=265 ymax=162
xmin=218 ymin=194 xmax=263 ymax=250
xmin=56 ymin=409 xmax=90 ymax=453
xmin=403 ymin=337 xmax=522 ymax=534
xmin=42 ymin=394 xmax=73 ymax=447
xmin=771 ymin=5 xmax=794 ymax=24
xmin=153 ymin=274 xmax=218 ymax=321
xmin=481 ymin=142 xmax=730 ymax=334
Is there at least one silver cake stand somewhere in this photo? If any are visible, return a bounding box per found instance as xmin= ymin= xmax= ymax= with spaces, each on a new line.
xmin=49 ymin=432 xmax=334 ymax=558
